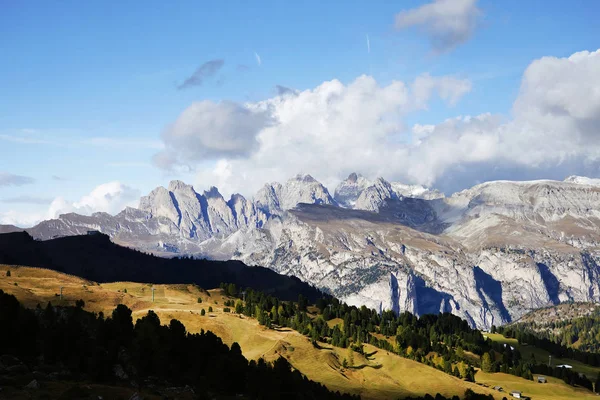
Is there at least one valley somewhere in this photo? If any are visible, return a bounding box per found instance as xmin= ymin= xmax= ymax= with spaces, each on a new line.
xmin=2 ymin=264 xmax=599 ymax=399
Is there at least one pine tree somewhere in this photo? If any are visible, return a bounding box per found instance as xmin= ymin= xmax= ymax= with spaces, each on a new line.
xmin=5 ymin=270 xmax=10 ymax=277
xmin=481 ymin=352 xmax=493 ymax=373
xmin=201 ymin=309 xmax=206 ymax=316
xmin=347 ymin=347 xmax=354 ymax=367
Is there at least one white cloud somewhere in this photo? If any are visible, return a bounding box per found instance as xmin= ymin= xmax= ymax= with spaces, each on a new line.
xmin=0 ymin=182 xmax=140 ymax=228
xmin=254 ymin=52 xmax=262 ymax=66
xmin=395 ymin=0 xmax=481 ymax=53
xmin=154 ymin=100 xmax=274 ymax=169
xmin=186 ymin=49 xmax=600 ymax=196
xmin=185 ymin=73 xmax=471 ymax=196
xmin=0 ymin=210 xmax=45 ymax=228
xmin=47 ymin=182 xmax=140 ymax=219
xmin=400 ymin=49 xmax=600 ymax=190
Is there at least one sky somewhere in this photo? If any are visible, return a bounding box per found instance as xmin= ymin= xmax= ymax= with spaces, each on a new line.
xmin=1 ymin=0 xmax=600 ymax=227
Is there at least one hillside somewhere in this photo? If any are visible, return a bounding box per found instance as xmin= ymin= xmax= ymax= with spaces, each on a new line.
xmin=0 ymin=231 xmax=324 ymax=302
xmin=3 ymin=265 xmax=600 ymax=399
xmin=504 ymin=303 xmax=600 ymax=355
xmin=513 ymin=303 xmax=600 ymax=326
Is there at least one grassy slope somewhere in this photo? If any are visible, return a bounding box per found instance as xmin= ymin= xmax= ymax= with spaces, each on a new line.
xmin=485 ymin=332 xmax=600 ymax=379
xmin=2 ymin=265 xmax=598 ymax=400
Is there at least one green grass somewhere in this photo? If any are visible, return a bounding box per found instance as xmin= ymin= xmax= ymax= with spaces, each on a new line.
xmin=485 ymin=332 xmax=600 ymax=379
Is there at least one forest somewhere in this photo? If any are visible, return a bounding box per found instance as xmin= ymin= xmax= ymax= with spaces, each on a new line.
xmin=501 ymin=308 xmax=600 ymax=357
xmin=0 ymin=288 xmax=357 ymax=399
xmin=220 ymin=283 xmax=599 ymax=393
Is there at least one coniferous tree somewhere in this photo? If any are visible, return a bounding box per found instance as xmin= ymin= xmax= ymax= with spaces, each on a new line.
xmin=481 ymin=352 xmax=493 ymax=373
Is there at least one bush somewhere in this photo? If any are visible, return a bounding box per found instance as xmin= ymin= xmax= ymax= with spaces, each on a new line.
xmin=201 ymin=309 xmax=206 ymax=316
xmin=76 ymin=299 xmax=85 ymax=308
xmin=208 ymin=306 xmax=213 ymax=313
xmin=223 ymin=307 xmax=231 ymax=313
xmin=6 ymin=270 xmax=10 ymax=277
xmin=197 ymin=297 xmax=202 ymax=303
xmin=123 ymin=288 xmax=128 ymax=294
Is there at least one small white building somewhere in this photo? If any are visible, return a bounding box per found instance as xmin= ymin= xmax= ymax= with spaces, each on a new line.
xmin=510 ymin=391 xmax=522 ymax=398
xmin=537 ymin=376 xmax=546 ymax=383
xmin=556 ymin=364 xmax=573 ymax=369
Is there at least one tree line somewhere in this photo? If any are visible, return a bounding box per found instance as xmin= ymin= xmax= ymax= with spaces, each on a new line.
xmin=498 ymin=316 xmax=600 ymax=366
xmin=0 ymin=288 xmax=358 ymax=399
xmin=221 ymin=283 xmax=598 ymax=393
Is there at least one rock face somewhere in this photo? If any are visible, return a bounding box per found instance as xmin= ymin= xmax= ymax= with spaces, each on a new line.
xmin=22 ymin=175 xmax=600 ymax=329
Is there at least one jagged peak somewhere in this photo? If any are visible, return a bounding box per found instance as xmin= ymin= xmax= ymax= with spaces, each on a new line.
xmin=203 ymin=186 xmax=223 ymax=200
xmin=168 ymin=180 xmax=194 ymax=192
xmin=228 ymin=193 xmax=247 ymax=203
xmin=373 ymin=176 xmax=391 ymax=186
xmin=289 ymin=173 xmax=318 ymax=183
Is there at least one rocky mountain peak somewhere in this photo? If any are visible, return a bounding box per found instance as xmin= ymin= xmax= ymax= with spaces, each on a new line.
xmin=347 ymin=172 xmax=358 ymax=183
xmin=281 ymin=174 xmax=336 ymax=210
xmin=292 ymin=173 xmax=318 ymax=183
xmin=354 ymin=177 xmax=396 ymax=212
xmin=204 ymin=186 xmax=223 ymax=200
xmin=334 ymin=173 xmax=372 ymax=208
xmin=168 ymin=180 xmax=193 ymax=193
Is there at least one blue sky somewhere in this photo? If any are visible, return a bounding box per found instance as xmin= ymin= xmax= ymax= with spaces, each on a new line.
xmin=1 ymin=0 xmax=600 ymax=226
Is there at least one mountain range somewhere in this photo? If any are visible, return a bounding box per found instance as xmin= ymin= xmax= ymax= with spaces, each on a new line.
xmin=3 ymin=173 xmax=600 ymax=329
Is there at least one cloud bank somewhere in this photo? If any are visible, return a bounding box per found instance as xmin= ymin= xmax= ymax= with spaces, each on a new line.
xmin=155 ymin=73 xmax=472 ymax=195
xmin=47 ymin=182 xmax=140 ymax=219
xmin=152 ymin=49 xmax=600 ymax=197
xmin=0 ymin=182 xmax=140 ymax=228
xmin=154 ymin=101 xmax=273 ymax=169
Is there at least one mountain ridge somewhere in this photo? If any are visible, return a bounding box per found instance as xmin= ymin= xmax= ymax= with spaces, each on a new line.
xmin=6 ymin=173 xmax=600 ymax=329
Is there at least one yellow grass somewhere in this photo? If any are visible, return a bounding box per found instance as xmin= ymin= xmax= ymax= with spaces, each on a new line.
xmin=476 ymin=371 xmax=599 ymax=400
xmin=2 ymin=265 xmax=598 ymax=400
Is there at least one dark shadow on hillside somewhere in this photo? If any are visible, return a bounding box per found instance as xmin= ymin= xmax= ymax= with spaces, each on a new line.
xmin=414 ymin=275 xmax=454 ymax=315
xmin=473 ymin=266 xmax=511 ymax=322
xmin=312 ymin=341 xmax=334 ymax=350
xmin=349 ymin=363 xmax=383 ymax=370
xmin=291 ymin=200 xmax=446 ymax=234
xmin=537 ymin=263 xmax=560 ymax=304
xmin=0 ymin=232 xmax=326 ymax=302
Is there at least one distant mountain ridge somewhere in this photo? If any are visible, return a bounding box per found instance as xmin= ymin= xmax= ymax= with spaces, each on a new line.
xmin=4 ymin=173 xmax=600 ymax=329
